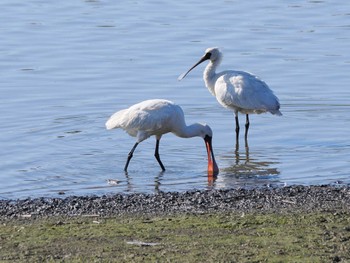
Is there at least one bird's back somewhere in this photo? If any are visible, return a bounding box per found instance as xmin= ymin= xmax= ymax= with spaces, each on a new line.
xmin=106 ymin=99 xmax=184 ymax=138
xmin=105 ymin=108 xmax=129 ymax=130
xmin=214 ymin=70 xmax=281 ymax=115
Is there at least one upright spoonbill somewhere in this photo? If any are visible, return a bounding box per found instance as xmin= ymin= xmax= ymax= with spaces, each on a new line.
xmin=179 ymin=47 xmax=282 ymax=144
xmin=106 ymin=99 xmax=219 ymax=176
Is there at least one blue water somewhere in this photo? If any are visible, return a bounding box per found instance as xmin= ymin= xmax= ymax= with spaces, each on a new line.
xmin=1 ymin=0 xmax=350 ymax=199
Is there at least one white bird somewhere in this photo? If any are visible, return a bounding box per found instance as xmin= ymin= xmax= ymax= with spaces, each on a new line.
xmin=179 ymin=47 xmax=282 ymax=144
xmin=106 ymin=99 xmax=219 ymax=176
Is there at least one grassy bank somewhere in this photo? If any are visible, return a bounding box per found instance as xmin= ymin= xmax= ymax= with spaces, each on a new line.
xmin=1 ymin=212 xmax=350 ymax=262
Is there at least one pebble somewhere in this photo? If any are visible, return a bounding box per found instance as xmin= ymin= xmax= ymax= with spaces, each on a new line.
xmin=0 ymin=185 xmax=349 ymax=219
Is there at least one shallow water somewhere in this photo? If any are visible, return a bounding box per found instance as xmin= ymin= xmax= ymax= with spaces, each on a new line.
xmin=1 ymin=0 xmax=350 ymax=199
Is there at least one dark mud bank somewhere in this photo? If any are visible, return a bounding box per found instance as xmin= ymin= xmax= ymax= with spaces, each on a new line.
xmin=1 ymin=185 xmax=350 ymax=219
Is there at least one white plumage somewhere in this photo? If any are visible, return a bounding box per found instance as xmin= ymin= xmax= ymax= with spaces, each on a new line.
xmin=106 ymin=99 xmax=178 ymax=142
xmin=106 ymin=99 xmax=219 ymax=175
xmin=179 ymin=47 xmax=282 ymax=143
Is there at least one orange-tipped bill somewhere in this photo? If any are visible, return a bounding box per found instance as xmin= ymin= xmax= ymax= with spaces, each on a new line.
xmin=204 ymin=135 xmax=219 ymax=177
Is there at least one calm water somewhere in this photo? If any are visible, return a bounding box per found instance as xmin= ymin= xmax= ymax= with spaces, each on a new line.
xmin=1 ymin=0 xmax=350 ymax=199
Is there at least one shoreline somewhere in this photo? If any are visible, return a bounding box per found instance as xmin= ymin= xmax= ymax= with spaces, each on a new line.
xmin=2 ymin=185 xmax=350 ymax=261
xmin=1 ymin=185 xmax=350 ymax=219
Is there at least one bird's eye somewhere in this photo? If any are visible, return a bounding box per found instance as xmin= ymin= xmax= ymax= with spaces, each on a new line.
xmin=205 ymin=52 xmax=212 ymax=59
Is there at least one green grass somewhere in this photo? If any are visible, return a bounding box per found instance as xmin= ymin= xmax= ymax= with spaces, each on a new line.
xmin=1 ymin=212 xmax=350 ymax=262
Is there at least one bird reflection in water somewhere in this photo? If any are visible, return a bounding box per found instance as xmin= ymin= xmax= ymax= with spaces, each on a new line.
xmin=154 ymin=171 xmax=165 ymax=193
xmin=217 ymin=143 xmax=281 ymax=188
xmin=124 ymin=170 xmax=165 ymax=193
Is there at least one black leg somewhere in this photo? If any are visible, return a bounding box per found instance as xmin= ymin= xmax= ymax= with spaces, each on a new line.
xmin=245 ymin=114 xmax=250 ymax=141
xmin=154 ymin=139 xmax=165 ymax=171
xmin=124 ymin=142 xmax=139 ymax=172
xmin=235 ymin=114 xmax=240 ymax=143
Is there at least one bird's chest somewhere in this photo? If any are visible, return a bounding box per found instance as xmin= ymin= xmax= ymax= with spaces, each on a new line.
xmin=215 ymin=77 xmax=240 ymax=99
xmin=214 ymin=76 xmax=246 ymax=111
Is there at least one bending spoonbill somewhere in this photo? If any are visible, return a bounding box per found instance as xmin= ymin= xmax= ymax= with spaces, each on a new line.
xmin=179 ymin=47 xmax=282 ymax=144
xmin=105 ymin=99 xmax=219 ymax=176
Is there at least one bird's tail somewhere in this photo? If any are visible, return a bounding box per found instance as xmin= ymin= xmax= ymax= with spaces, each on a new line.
xmin=105 ymin=109 xmax=128 ymax=130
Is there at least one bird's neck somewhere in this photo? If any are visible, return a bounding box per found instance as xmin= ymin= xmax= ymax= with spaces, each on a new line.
xmin=203 ymin=61 xmax=219 ymax=97
xmin=174 ymin=123 xmax=204 ymax=139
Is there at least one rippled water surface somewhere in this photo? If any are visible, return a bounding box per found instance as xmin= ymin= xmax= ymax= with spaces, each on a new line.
xmin=1 ymin=0 xmax=350 ymax=199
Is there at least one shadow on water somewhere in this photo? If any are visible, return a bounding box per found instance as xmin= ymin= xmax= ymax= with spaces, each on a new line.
xmin=216 ymin=142 xmax=282 ymax=189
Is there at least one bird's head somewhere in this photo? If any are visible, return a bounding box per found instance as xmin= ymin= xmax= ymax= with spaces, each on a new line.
xmin=178 ymin=47 xmax=222 ymax=81
xmin=204 ymin=47 xmax=222 ymax=63
xmin=199 ymin=123 xmax=213 ymax=139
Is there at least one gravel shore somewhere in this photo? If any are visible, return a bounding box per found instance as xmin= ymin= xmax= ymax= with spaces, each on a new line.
xmin=1 ymin=185 xmax=350 ymax=219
